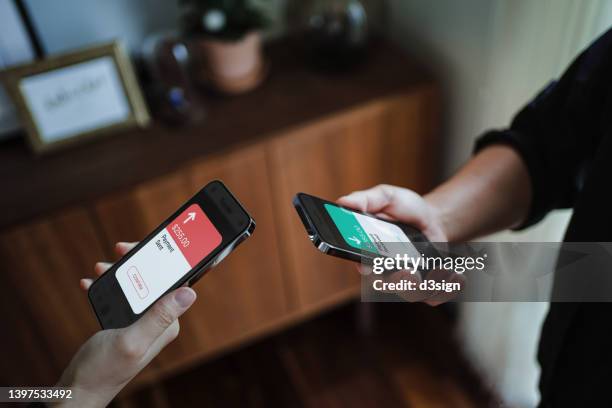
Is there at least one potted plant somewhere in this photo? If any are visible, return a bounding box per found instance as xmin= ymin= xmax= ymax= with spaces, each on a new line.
xmin=180 ymin=0 xmax=271 ymax=94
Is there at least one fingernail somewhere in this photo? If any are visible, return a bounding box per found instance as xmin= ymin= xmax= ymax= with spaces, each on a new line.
xmin=175 ymin=288 xmax=196 ymax=308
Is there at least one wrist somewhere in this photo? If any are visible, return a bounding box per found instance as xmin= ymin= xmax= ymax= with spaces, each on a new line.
xmin=423 ymin=192 xmax=455 ymax=242
xmin=53 ymin=385 xmax=119 ymax=408
xmin=55 ymin=375 xmax=120 ymax=408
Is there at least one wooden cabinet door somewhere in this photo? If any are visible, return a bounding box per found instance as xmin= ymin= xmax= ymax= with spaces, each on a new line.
xmin=267 ymin=91 xmax=439 ymax=312
xmin=94 ymin=145 xmax=287 ymax=379
xmin=93 ymin=171 xmax=194 ymax=247
xmin=0 ymin=209 xmax=108 ymax=385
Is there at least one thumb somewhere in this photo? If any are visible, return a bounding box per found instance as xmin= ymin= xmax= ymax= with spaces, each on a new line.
xmin=123 ymin=287 xmax=196 ymax=349
xmin=337 ymin=185 xmax=394 ymax=213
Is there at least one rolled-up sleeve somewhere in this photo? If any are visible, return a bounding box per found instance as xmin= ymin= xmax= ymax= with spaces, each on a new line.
xmin=474 ymin=29 xmax=612 ymax=229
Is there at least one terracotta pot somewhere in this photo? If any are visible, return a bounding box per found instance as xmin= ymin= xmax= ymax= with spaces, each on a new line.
xmin=196 ymin=31 xmax=266 ymax=94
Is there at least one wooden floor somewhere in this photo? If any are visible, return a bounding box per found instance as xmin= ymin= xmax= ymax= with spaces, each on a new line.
xmin=117 ymin=302 xmax=497 ymax=408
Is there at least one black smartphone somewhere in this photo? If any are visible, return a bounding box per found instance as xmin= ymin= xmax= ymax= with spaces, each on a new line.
xmin=293 ymin=192 xmax=436 ymax=267
xmin=89 ymin=180 xmax=255 ymax=329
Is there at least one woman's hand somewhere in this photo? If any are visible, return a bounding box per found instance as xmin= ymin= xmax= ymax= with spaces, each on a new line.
xmin=56 ymin=242 xmax=197 ymax=408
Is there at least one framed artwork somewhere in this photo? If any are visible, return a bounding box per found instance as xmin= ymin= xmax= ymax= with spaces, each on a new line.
xmin=1 ymin=41 xmax=150 ymax=153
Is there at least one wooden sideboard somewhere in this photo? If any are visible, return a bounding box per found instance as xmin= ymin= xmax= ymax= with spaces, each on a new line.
xmin=0 ymin=36 xmax=439 ymax=391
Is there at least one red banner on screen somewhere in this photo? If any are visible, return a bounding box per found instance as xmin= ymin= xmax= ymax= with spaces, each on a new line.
xmin=165 ymin=204 xmax=222 ymax=268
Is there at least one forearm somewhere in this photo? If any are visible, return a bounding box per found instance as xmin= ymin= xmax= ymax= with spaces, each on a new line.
xmin=425 ymin=145 xmax=531 ymax=242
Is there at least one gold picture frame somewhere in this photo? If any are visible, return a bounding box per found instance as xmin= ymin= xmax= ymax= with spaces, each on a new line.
xmin=1 ymin=41 xmax=150 ymax=154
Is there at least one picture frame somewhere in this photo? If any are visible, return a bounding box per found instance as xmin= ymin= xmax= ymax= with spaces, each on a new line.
xmin=0 ymin=41 xmax=150 ymax=153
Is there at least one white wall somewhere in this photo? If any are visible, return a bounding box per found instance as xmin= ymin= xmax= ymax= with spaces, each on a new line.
xmin=386 ymin=0 xmax=498 ymax=175
xmin=385 ymin=0 xmax=612 ymax=406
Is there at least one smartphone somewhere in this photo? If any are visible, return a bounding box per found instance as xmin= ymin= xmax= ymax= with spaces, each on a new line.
xmin=89 ymin=180 xmax=255 ymax=329
xmin=293 ymin=192 xmax=436 ymax=268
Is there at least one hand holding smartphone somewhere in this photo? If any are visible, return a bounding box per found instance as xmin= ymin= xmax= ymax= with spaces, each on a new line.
xmin=293 ymin=192 xmax=437 ymax=271
xmin=89 ymin=180 xmax=255 ymax=329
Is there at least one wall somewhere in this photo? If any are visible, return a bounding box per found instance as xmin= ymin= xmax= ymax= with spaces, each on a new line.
xmin=0 ymin=0 xmax=287 ymax=137
xmin=24 ymin=0 xmax=181 ymax=55
xmin=385 ymin=0 xmax=611 ymax=406
xmin=24 ymin=0 xmax=286 ymax=55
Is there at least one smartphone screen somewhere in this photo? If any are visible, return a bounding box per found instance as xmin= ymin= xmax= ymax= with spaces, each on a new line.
xmin=90 ymin=180 xmax=254 ymax=329
xmin=323 ymin=203 xmax=421 ymax=259
xmin=116 ymin=203 xmax=222 ymax=314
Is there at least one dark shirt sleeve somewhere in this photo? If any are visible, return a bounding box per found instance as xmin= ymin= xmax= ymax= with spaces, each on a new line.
xmin=474 ymin=28 xmax=612 ymax=229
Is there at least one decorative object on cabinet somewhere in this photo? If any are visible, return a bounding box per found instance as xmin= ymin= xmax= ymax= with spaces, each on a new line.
xmin=142 ymin=33 xmax=206 ymax=125
xmin=305 ymin=0 xmax=369 ymax=71
xmin=1 ymin=41 xmax=150 ymax=153
xmin=180 ymin=0 xmax=270 ymax=94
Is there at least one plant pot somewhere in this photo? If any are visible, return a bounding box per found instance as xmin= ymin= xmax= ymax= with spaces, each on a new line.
xmin=195 ymin=31 xmax=267 ymax=95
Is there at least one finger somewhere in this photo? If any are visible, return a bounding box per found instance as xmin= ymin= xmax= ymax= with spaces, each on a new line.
xmin=387 ymin=270 xmax=431 ymax=301
xmin=420 ymin=268 xmax=463 ymax=304
xmin=144 ymin=320 xmax=181 ymax=360
xmin=374 ymin=212 xmax=394 ymax=221
xmin=358 ymin=264 xmax=372 ymax=276
xmin=115 ymin=242 xmax=138 ymax=257
xmin=122 ymin=287 xmax=196 ymax=349
xmin=94 ymin=262 xmax=112 ymax=276
xmin=424 ymin=273 xmax=465 ymax=305
xmin=80 ymin=278 xmax=93 ymax=290
xmin=337 ymin=184 xmax=394 ymax=213
xmin=139 ymin=320 xmax=181 ymax=367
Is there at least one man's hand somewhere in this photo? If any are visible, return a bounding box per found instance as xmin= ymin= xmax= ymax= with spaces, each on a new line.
xmin=338 ymin=185 xmax=461 ymax=306
xmin=56 ymin=242 xmax=196 ymax=408
xmin=338 ymin=184 xmax=448 ymax=242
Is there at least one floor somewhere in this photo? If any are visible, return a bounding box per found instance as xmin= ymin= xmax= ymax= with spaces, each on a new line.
xmin=117 ymin=302 xmax=497 ymax=407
